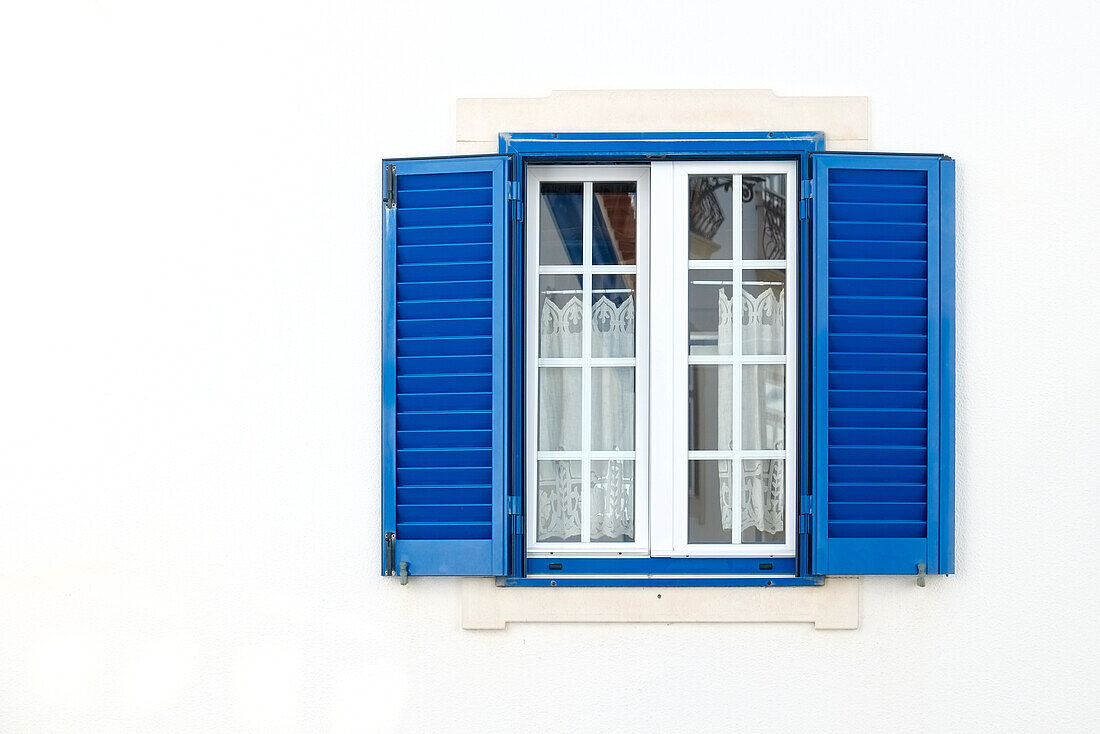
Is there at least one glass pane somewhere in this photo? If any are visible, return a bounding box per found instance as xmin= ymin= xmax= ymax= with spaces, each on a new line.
xmin=742 ymin=173 xmax=787 ymax=260
xmin=592 ymin=274 xmax=635 ymax=357
xmin=688 ymin=459 xmax=734 ymax=544
xmin=537 ymin=460 xmax=581 ymax=542
xmin=742 ymin=365 xmax=785 ymax=450
xmin=538 ymin=273 xmax=583 ymax=358
xmin=592 ymin=182 xmax=637 ymax=265
xmin=742 ymin=269 xmax=786 ymax=355
xmin=591 ymin=459 xmax=634 ymax=542
xmin=591 ymin=367 xmax=634 ymax=451
xmin=539 ymin=182 xmax=583 ymax=265
xmin=688 ymin=365 xmax=733 ymax=450
xmin=688 ymin=174 xmax=734 ymax=261
xmin=688 ymin=268 xmax=734 ymax=355
xmin=538 ymin=367 xmax=581 ymax=451
xmin=741 ymin=459 xmax=785 ymax=543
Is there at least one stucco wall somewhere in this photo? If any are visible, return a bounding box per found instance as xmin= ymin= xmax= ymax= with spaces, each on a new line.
xmin=2 ymin=1 xmax=1099 ymax=732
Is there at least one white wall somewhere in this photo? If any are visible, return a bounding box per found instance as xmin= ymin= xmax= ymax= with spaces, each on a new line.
xmin=1 ymin=1 xmax=1098 ymax=731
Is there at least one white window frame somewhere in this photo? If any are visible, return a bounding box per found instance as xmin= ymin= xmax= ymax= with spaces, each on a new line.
xmin=524 ymin=161 xmax=796 ymax=561
xmin=524 ymin=165 xmax=651 ymax=557
xmin=651 ymin=161 xmax=798 ymax=558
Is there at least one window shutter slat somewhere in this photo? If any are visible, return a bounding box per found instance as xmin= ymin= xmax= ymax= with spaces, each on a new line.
xmin=382 ymin=156 xmax=510 ymax=577
xmin=812 ymin=153 xmax=955 ymax=575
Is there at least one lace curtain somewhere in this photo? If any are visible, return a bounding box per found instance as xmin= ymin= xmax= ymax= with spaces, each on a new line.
xmin=538 ymin=294 xmax=635 ymax=541
xmin=727 ymin=286 xmax=785 ymax=535
xmin=536 ymin=286 xmax=784 ymax=541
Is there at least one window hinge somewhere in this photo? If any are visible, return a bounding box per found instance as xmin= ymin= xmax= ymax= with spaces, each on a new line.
xmin=512 ymin=199 xmax=523 ymax=222
xmin=384 ymin=531 xmax=396 ymax=576
xmin=798 ymin=179 xmax=813 ymax=221
xmin=507 ymin=180 xmax=522 ymax=200
xmin=798 ymin=514 xmax=812 ymax=534
xmin=384 ymin=164 xmax=396 ymax=209
xmin=507 ymin=494 xmax=523 ymax=535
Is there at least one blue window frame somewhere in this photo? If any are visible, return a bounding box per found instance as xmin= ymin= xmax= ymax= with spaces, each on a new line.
xmin=381 ymin=132 xmax=955 ymax=585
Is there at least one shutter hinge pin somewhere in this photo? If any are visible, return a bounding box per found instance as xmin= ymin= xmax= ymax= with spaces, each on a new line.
xmin=916 ymin=562 xmax=926 ymax=587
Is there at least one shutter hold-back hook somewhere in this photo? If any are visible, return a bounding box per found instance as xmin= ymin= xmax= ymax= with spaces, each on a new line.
xmin=399 ymin=561 xmax=409 ymax=585
xmin=916 ymin=562 xmax=926 ymax=587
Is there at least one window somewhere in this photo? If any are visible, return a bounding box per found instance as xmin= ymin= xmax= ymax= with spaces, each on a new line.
xmin=381 ymin=133 xmax=955 ymax=584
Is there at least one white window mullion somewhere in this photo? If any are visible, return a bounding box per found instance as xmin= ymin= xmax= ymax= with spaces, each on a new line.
xmin=580 ymin=181 xmax=593 ymax=544
xmin=730 ymin=173 xmax=744 ymax=548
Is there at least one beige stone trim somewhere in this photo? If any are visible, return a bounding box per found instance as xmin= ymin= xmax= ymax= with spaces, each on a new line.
xmin=461 ymin=577 xmax=860 ymax=630
xmin=456 ymin=88 xmax=869 ymax=153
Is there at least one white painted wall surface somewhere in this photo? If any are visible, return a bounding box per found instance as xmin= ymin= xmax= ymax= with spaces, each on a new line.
xmin=1 ymin=1 xmax=1098 ymax=732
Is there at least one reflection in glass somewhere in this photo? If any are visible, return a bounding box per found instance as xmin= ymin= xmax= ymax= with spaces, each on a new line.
xmin=591 ymin=460 xmax=634 ymax=542
xmin=742 ymin=173 xmax=786 ymax=260
xmin=742 ymin=269 xmax=786 ymax=355
xmin=742 ymin=460 xmax=785 ymax=543
xmin=591 ymin=367 xmax=634 ymax=451
xmin=688 ymin=365 xmax=733 ymax=450
xmin=539 ymin=182 xmax=583 ymax=265
xmin=538 ymin=367 xmax=581 ymax=451
xmin=688 ymin=268 xmax=734 ymax=355
xmin=592 ymin=182 xmax=637 ymax=265
xmin=742 ymin=365 xmax=784 ymax=450
xmin=688 ymin=460 xmax=733 ymax=544
xmin=592 ymin=274 xmax=635 ymax=357
xmin=537 ymin=460 xmax=581 ymax=542
xmin=539 ymin=273 xmax=583 ymax=358
xmin=688 ymin=174 xmax=734 ymax=261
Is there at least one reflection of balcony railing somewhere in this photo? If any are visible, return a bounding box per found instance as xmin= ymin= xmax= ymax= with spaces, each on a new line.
xmin=745 ymin=176 xmax=786 ymax=261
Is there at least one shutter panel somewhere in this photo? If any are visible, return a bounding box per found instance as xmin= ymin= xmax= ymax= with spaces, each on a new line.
xmin=382 ymin=155 xmax=510 ymax=576
xmin=811 ymin=153 xmax=955 ymax=575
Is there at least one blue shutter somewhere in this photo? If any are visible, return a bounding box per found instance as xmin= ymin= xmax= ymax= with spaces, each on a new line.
xmin=382 ymin=155 xmax=510 ymax=576
xmin=811 ymin=153 xmax=955 ymax=575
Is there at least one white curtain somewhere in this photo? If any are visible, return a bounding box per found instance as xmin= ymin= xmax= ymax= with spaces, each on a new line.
xmin=538 ymin=294 xmax=635 ymax=542
xmin=718 ymin=286 xmax=786 ymax=536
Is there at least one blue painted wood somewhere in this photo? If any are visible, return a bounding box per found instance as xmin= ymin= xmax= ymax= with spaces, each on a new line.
xmin=382 ymin=155 xmax=510 ymax=576
xmin=811 ymin=153 xmax=955 ymax=575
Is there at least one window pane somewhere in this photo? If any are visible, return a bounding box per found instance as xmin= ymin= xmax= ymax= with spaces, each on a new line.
xmin=538 ymin=367 xmax=581 ymax=451
xmin=742 ymin=459 xmax=785 ymax=543
xmin=688 ymin=268 xmax=734 ymax=355
xmin=591 ymin=367 xmax=634 ymax=451
xmin=688 ymin=365 xmax=733 ymax=450
xmin=592 ymin=182 xmax=637 ymax=265
xmin=742 ymin=364 xmax=784 ymax=450
xmin=688 ymin=174 xmax=734 ymax=261
xmin=688 ymin=459 xmax=733 ymax=544
xmin=539 ymin=273 xmax=583 ymax=358
xmin=742 ymin=173 xmax=786 ymax=260
xmin=742 ymin=269 xmax=786 ymax=355
xmin=592 ymin=274 xmax=635 ymax=357
xmin=539 ymin=182 xmax=583 ymax=265
xmin=537 ymin=460 xmax=581 ymax=542
xmin=591 ymin=459 xmax=634 ymax=542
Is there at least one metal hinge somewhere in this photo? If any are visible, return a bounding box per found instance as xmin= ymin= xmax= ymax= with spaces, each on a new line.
xmin=384 ymin=164 xmax=396 ymax=209
xmin=507 ymin=180 xmax=523 ymax=221
xmin=508 ymin=494 xmax=523 ymax=535
xmin=798 ymin=514 xmax=812 ymax=534
xmin=384 ymin=531 xmax=396 ymax=575
xmin=798 ymin=178 xmax=814 ymax=221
